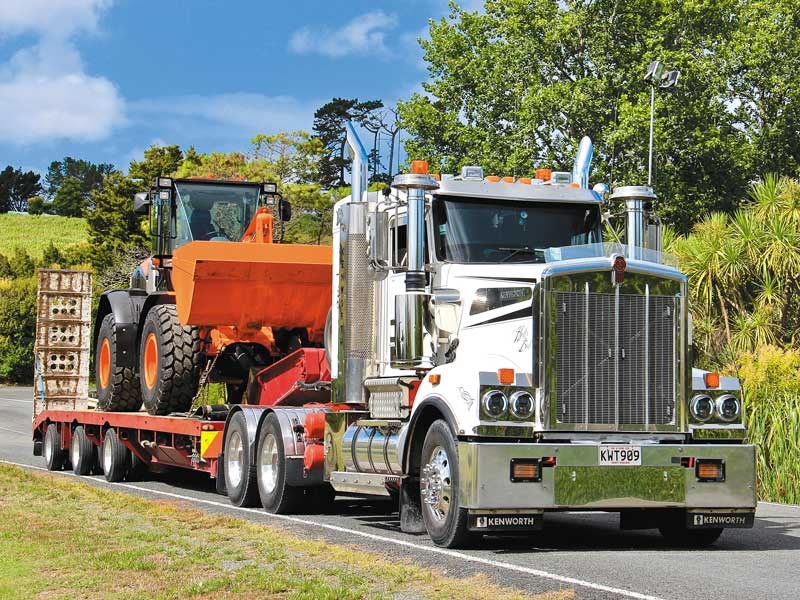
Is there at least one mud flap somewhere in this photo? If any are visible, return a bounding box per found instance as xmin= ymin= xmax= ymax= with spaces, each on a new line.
xmin=399 ymin=476 xmax=425 ymax=534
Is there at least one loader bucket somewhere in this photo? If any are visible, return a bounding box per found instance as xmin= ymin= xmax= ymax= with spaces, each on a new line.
xmin=171 ymin=241 xmax=332 ymax=336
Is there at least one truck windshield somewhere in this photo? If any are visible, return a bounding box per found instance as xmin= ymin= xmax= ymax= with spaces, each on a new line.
xmin=432 ymin=196 xmax=601 ymax=264
xmin=174 ymin=182 xmax=260 ymax=246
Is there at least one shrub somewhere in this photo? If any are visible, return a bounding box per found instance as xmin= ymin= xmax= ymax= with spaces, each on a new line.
xmin=9 ymin=246 xmax=35 ymax=278
xmin=0 ymin=276 xmax=37 ymax=383
xmin=739 ymin=345 xmax=800 ymax=503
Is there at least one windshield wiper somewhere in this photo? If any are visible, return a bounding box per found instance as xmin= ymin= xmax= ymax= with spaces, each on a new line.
xmin=497 ymin=247 xmax=540 ymax=262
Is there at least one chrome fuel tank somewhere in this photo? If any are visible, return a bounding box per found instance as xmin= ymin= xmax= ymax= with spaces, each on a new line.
xmin=342 ymin=424 xmax=401 ymax=475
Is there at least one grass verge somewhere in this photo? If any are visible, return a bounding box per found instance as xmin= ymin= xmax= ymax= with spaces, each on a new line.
xmin=0 ymin=464 xmax=573 ymax=600
xmin=0 ymin=213 xmax=88 ymax=259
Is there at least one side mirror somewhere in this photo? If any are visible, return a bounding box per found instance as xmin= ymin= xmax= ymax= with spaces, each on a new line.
xmin=279 ymin=199 xmax=292 ymax=222
xmin=133 ymin=192 xmax=151 ymax=215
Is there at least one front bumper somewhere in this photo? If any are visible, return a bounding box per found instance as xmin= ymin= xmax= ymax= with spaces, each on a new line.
xmin=458 ymin=441 xmax=756 ymax=511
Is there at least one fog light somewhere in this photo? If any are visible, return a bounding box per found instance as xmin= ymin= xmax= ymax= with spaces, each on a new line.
xmin=510 ymin=459 xmax=540 ymax=482
xmin=696 ymin=460 xmax=725 ymax=482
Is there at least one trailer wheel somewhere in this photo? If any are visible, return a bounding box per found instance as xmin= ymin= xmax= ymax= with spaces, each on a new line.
xmin=126 ymin=447 xmax=148 ymax=481
xmin=43 ymin=424 xmax=66 ymax=471
xmin=70 ymin=426 xmax=96 ymax=476
xmin=256 ymin=413 xmax=302 ymax=513
xmin=96 ymin=313 xmax=143 ymax=412
xmin=659 ymin=523 xmax=723 ymax=547
xmin=223 ymin=412 xmax=260 ymax=507
xmin=101 ymin=429 xmax=129 ymax=482
xmin=419 ymin=419 xmax=474 ymax=548
xmin=139 ymin=304 xmax=202 ymax=415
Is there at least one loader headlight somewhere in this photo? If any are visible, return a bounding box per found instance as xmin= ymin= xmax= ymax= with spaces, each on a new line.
xmin=690 ymin=394 xmax=715 ymax=422
xmin=509 ymin=391 xmax=535 ymax=419
xmin=482 ymin=390 xmax=508 ymax=419
xmin=716 ymin=394 xmax=741 ymax=423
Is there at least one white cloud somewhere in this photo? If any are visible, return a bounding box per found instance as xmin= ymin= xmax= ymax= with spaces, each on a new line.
xmin=131 ymin=93 xmax=317 ymax=138
xmin=288 ymin=11 xmax=398 ymax=59
xmin=0 ymin=0 xmax=124 ymax=145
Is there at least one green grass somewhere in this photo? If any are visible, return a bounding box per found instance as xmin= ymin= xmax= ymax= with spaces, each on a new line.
xmin=0 ymin=213 xmax=88 ymax=259
xmin=0 ymin=464 xmax=573 ymax=600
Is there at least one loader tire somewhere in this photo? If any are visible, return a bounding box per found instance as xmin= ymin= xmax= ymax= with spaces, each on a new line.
xmin=139 ymin=304 xmax=202 ymax=415
xmin=96 ymin=313 xmax=142 ymax=412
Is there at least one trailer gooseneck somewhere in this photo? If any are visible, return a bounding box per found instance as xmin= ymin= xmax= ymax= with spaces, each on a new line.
xmin=33 ymin=125 xmax=756 ymax=549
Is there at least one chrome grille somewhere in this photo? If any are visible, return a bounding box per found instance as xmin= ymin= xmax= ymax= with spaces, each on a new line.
xmin=553 ymin=288 xmax=676 ymax=427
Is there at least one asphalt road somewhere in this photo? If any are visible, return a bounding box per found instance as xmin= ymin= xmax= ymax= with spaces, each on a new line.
xmin=3 ymin=385 xmax=799 ymax=600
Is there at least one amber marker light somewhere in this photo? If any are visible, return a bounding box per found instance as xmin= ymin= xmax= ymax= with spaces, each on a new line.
xmin=498 ymin=368 xmax=515 ymax=385
xmin=704 ymin=372 xmax=721 ymax=389
xmin=486 ymin=175 xmax=500 ymax=182
xmin=535 ymin=168 xmax=552 ymax=181
xmin=502 ymin=176 xmax=515 ymax=183
xmin=696 ymin=460 xmax=725 ymax=482
xmin=411 ymin=160 xmax=429 ymax=174
xmin=429 ymin=373 xmax=441 ymax=385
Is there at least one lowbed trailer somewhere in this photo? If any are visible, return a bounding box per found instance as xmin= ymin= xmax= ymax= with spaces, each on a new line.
xmin=33 ymin=125 xmax=756 ymax=548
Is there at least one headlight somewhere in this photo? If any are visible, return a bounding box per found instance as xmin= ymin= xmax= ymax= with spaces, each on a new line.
xmin=509 ymin=390 xmax=535 ymax=419
xmin=716 ymin=394 xmax=741 ymax=422
xmin=690 ymin=394 xmax=715 ymax=422
xmin=481 ymin=390 xmax=508 ymax=419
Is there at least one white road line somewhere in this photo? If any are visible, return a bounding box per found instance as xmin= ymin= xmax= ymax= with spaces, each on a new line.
xmin=0 ymin=397 xmax=32 ymax=404
xmin=0 ymin=426 xmax=27 ymax=435
xmin=1 ymin=459 xmax=668 ymax=600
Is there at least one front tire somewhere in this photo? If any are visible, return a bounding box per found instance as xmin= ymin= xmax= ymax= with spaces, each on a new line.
xmin=659 ymin=525 xmax=723 ymax=547
xmin=43 ymin=423 xmax=66 ymax=471
xmin=223 ymin=412 xmax=260 ymax=507
xmin=101 ymin=429 xmax=130 ymax=482
xmin=96 ymin=313 xmax=142 ymax=412
xmin=70 ymin=426 xmax=96 ymax=476
xmin=256 ymin=413 xmax=303 ymax=513
xmin=419 ymin=419 xmax=473 ymax=548
xmin=139 ymin=304 xmax=202 ymax=415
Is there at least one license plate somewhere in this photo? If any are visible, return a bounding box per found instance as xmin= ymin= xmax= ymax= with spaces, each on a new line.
xmin=598 ymin=445 xmax=641 ymax=466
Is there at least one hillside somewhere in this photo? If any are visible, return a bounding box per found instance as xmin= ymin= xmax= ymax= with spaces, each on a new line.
xmin=0 ymin=213 xmax=88 ymax=259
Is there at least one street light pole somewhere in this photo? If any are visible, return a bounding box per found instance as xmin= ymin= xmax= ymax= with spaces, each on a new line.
xmin=648 ymin=85 xmax=655 ymax=186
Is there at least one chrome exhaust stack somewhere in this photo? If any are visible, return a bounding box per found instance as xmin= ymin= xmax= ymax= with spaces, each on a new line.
xmin=609 ymin=185 xmax=660 ymax=259
xmin=390 ymin=166 xmax=438 ymax=369
xmin=572 ymin=136 xmax=593 ymax=189
xmin=339 ymin=122 xmax=375 ymax=404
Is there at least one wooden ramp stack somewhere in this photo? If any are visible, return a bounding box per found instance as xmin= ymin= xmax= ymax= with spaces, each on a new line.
xmin=33 ymin=269 xmax=92 ymax=417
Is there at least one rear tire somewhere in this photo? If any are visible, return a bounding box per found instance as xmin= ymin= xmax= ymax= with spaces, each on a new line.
xmin=419 ymin=419 xmax=474 ymax=548
xmin=126 ymin=449 xmax=148 ymax=481
xmin=43 ymin=424 xmax=65 ymax=471
xmin=101 ymin=429 xmax=130 ymax=482
xmin=70 ymin=426 xmax=96 ymax=476
xmin=256 ymin=413 xmax=303 ymax=513
xmin=139 ymin=304 xmax=202 ymax=415
xmin=223 ymin=412 xmax=260 ymax=507
xmin=96 ymin=313 xmax=142 ymax=412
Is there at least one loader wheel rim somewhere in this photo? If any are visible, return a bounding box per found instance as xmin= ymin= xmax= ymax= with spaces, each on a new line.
xmin=143 ymin=333 xmax=159 ymax=390
xmin=98 ymin=338 xmax=111 ymax=389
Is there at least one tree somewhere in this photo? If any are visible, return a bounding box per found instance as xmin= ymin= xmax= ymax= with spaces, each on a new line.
xmin=128 ymin=145 xmax=184 ymax=184
xmin=400 ymin=0 xmax=800 ymax=233
xmin=27 ymin=195 xmax=45 ymax=215
xmin=52 ymin=177 xmax=86 ymax=217
xmin=85 ymin=173 xmax=148 ymax=270
xmin=312 ymin=98 xmax=384 ymax=187
xmin=0 ymin=166 xmax=42 ymax=213
xmin=44 ymin=157 xmax=114 ymax=209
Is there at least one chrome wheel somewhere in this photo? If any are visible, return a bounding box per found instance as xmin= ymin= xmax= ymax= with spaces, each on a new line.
xmin=103 ymin=436 xmax=113 ymax=474
xmin=421 ymin=445 xmax=452 ymax=523
xmin=259 ymin=432 xmax=279 ymax=494
xmin=227 ymin=430 xmax=244 ymax=489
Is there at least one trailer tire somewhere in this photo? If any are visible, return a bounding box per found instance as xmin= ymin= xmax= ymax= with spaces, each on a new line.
xmin=43 ymin=424 xmax=66 ymax=471
xmin=70 ymin=426 xmax=96 ymax=476
xmin=419 ymin=419 xmax=474 ymax=548
xmin=96 ymin=313 xmax=143 ymax=412
xmin=101 ymin=429 xmax=129 ymax=482
xmin=126 ymin=449 xmax=148 ymax=481
xmin=256 ymin=413 xmax=303 ymax=513
xmin=223 ymin=412 xmax=260 ymax=507
xmin=139 ymin=304 xmax=202 ymax=415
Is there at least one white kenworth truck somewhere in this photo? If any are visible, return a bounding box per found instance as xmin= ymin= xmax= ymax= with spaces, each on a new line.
xmin=315 ymin=126 xmax=755 ymax=547
xmin=34 ymin=124 xmax=755 ymax=550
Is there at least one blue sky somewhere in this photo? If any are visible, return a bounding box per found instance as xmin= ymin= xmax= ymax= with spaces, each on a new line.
xmin=0 ymin=0 xmax=478 ymax=175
